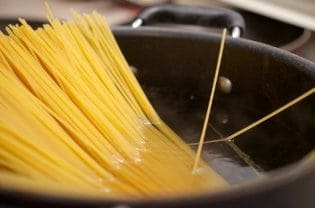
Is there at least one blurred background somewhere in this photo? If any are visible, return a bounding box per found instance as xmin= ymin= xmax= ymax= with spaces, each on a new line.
xmin=0 ymin=0 xmax=314 ymax=61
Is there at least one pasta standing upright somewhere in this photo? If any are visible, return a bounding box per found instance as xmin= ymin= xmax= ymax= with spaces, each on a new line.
xmin=0 ymin=10 xmax=226 ymax=198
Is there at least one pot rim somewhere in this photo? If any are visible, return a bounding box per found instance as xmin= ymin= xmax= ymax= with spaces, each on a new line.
xmin=114 ymin=26 xmax=314 ymax=65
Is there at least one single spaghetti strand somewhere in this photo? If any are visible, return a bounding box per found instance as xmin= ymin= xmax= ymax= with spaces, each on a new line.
xmin=192 ymin=28 xmax=227 ymax=173
xmin=189 ymin=87 xmax=315 ymax=145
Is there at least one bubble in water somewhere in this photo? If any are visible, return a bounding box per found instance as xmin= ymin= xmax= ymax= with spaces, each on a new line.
xmin=129 ymin=65 xmax=138 ymax=74
xmin=111 ymin=156 xmax=126 ymax=170
xmin=227 ymin=139 xmax=233 ymax=143
xmin=139 ymin=117 xmax=152 ymax=126
xmin=192 ymin=166 xmax=208 ymax=176
xmin=215 ymin=110 xmax=229 ymax=125
xmin=131 ymin=148 xmax=143 ymax=164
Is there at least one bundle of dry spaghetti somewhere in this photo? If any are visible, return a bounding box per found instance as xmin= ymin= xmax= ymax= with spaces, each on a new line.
xmin=0 ymin=9 xmax=226 ymax=198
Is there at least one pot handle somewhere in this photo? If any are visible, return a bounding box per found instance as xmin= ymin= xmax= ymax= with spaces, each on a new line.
xmin=132 ymin=4 xmax=245 ymax=38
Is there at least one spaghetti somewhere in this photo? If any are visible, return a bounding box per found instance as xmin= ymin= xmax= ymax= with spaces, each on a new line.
xmin=0 ymin=10 xmax=226 ymax=198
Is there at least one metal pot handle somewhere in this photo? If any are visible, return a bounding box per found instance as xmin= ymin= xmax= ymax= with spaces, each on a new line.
xmin=132 ymin=4 xmax=245 ymax=38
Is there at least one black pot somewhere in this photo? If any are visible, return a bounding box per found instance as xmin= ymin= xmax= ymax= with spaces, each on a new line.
xmin=0 ymin=5 xmax=314 ymax=208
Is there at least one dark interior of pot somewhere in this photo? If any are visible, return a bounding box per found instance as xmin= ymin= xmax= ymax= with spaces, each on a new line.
xmin=115 ymin=28 xmax=315 ymax=184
